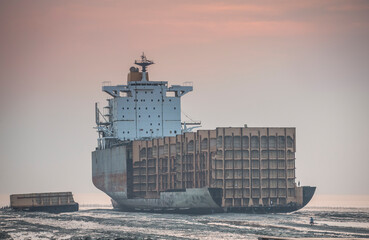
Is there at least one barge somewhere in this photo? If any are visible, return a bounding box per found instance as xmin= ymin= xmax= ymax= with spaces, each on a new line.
xmin=10 ymin=192 xmax=79 ymax=213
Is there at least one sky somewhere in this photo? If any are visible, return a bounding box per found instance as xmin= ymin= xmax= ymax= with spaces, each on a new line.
xmin=0 ymin=0 xmax=368 ymax=196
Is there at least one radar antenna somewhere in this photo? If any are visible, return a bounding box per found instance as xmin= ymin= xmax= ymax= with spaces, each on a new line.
xmin=135 ymin=52 xmax=154 ymax=72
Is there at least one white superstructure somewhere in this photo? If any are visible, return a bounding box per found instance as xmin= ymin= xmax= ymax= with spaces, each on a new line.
xmin=95 ymin=54 xmax=193 ymax=147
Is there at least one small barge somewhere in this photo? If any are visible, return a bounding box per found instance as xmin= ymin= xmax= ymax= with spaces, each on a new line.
xmin=10 ymin=192 xmax=79 ymax=213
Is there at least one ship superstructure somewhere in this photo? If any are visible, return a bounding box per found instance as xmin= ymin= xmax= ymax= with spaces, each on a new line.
xmin=92 ymin=55 xmax=315 ymax=213
xmin=95 ymin=54 xmax=193 ymax=149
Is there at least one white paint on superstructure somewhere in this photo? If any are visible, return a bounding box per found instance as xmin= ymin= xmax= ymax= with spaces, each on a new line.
xmin=99 ymin=54 xmax=192 ymax=141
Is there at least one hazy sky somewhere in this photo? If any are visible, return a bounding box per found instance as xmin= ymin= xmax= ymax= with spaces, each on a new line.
xmin=1 ymin=0 xmax=368 ymax=196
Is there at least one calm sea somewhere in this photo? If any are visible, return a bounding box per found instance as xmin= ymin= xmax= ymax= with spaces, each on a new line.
xmin=0 ymin=194 xmax=368 ymax=239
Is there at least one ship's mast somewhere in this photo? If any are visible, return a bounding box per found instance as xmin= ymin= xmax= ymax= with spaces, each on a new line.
xmin=135 ymin=53 xmax=154 ymax=81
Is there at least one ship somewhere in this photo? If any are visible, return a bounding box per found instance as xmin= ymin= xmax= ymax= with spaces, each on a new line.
xmin=10 ymin=192 xmax=79 ymax=213
xmin=92 ymin=54 xmax=315 ymax=213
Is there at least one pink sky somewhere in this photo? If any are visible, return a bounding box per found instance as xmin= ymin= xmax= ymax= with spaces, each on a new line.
xmin=0 ymin=0 xmax=368 ymax=196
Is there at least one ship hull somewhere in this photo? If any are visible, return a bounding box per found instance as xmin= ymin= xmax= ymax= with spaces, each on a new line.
xmin=12 ymin=203 xmax=79 ymax=214
xmin=110 ymin=186 xmax=315 ymax=214
xmin=92 ymin=136 xmax=316 ymax=214
xmin=111 ymin=188 xmax=223 ymax=214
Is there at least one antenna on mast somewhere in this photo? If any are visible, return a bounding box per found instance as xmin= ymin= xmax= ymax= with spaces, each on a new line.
xmin=135 ymin=52 xmax=154 ymax=72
